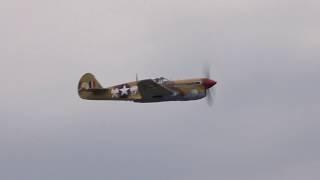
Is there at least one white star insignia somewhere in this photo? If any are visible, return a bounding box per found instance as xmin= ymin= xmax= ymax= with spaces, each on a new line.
xmin=119 ymin=85 xmax=129 ymax=96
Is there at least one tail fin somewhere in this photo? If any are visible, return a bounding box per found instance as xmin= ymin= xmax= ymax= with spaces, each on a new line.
xmin=78 ymin=73 xmax=103 ymax=91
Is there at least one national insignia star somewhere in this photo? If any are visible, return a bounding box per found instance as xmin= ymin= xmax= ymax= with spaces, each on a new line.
xmin=119 ymin=85 xmax=129 ymax=96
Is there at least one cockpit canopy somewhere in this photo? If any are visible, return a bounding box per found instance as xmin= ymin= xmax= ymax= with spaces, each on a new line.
xmin=153 ymin=77 xmax=170 ymax=84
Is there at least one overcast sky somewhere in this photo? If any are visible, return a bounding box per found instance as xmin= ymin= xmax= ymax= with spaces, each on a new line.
xmin=1 ymin=0 xmax=320 ymax=180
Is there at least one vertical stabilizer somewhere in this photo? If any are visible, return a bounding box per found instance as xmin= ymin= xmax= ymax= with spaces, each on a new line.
xmin=78 ymin=73 xmax=103 ymax=99
xmin=78 ymin=73 xmax=103 ymax=90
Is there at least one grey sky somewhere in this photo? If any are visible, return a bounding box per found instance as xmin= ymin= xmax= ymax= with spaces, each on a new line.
xmin=1 ymin=0 xmax=320 ymax=180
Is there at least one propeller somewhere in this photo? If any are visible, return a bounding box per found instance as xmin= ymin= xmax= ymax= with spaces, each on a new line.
xmin=203 ymin=63 xmax=216 ymax=106
xmin=207 ymin=85 xmax=216 ymax=106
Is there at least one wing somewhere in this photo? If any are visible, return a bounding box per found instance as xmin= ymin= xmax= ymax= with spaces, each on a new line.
xmin=137 ymin=79 xmax=173 ymax=98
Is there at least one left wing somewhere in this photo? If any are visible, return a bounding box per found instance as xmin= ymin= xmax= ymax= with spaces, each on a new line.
xmin=137 ymin=79 xmax=173 ymax=98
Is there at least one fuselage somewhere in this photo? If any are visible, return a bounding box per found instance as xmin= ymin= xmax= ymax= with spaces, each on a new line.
xmin=78 ymin=74 xmax=216 ymax=103
xmin=134 ymin=79 xmax=207 ymax=102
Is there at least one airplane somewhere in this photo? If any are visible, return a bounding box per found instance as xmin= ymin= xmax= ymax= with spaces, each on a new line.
xmin=78 ymin=72 xmax=217 ymax=104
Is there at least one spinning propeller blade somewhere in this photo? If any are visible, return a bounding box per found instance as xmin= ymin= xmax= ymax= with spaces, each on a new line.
xmin=203 ymin=63 xmax=216 ymax=106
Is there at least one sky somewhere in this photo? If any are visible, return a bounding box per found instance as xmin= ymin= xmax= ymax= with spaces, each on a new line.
xmin=1 ymin=0 xmax=320 ymax=179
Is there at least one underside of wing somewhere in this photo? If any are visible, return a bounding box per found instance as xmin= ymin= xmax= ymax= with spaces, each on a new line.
xmin=137 ymin=79 xmax=173 ymax=100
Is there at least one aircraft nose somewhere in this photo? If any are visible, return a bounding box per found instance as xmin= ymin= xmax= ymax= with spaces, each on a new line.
xmin=203 ymin=79 xmax=217 ymax=89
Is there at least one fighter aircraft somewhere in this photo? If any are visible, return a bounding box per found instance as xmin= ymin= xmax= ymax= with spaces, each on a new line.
xmin=78 ymin=71 xmax=217 ymax=105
